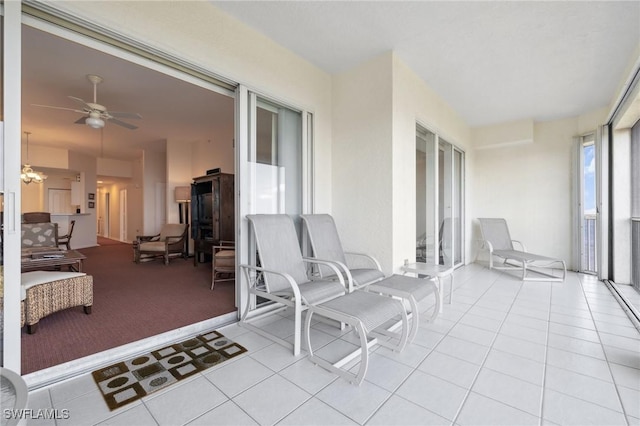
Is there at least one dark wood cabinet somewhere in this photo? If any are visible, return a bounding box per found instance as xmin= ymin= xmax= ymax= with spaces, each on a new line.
xmin=191 ymin=173 xmax=234 ymax=265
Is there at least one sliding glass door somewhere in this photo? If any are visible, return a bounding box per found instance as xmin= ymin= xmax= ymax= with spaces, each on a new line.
xmin=416 ymin=128 xmax=437 ymax=263
xmin=416 ymin=124 xmax=465 ymax=268
xmin=579 ymin=133 xmax=598 ymax=274
xmin=2 ymin=2 xmax=24 ymax=371
xmin=237 ymin=89 xmax=313 ymax=311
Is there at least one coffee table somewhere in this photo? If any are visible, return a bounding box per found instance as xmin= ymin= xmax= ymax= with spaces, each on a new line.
xmin=21 ymin=249 xmax=86 ymax=272
xmin=401 ymin=262 xmax=454 ymax=313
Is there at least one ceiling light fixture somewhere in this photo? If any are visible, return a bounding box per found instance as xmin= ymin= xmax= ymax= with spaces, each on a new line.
xmin=21 ymin=131 xmax=48 ymax=184
xmin=86 ymin=111 xmax=105 ymax=129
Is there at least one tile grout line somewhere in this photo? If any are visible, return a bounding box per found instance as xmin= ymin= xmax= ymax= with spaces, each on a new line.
xmin=577 ymin=274 xmax=631 ymax=424
xmin=538 ymin=278 xmax=555 ymax=426
xmin=360 ymin=267 xmax=477 ymax=425
xmin=448 ymin=271 xmax=535 ymax=425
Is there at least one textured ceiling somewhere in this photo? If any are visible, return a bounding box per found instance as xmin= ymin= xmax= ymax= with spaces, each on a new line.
xmin=213 ymin=1 xmax=640 ymax=126
xmin=22 ymin=25 xmax=234 ymax=162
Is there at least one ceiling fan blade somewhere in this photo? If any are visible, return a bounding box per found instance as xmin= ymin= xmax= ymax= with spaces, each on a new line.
xmin=108 ymin=117 xmax=138 ymax=130
xmin=31 ymin=104 xmax=86 ymax=114
xmin=108 ymin=111 xmax=143 ymax=120
xmin=74 ymin=116 xmax=87 ymax=125
xmin=68 ymin=96 xmax=91 ymax=109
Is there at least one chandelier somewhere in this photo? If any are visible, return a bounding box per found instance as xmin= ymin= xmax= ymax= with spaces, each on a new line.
xmin=21 ymin=132 xmax=47 ymax=184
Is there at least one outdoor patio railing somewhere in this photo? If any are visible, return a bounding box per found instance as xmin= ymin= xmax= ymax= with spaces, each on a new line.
xmin=583 ymin=214 xmax=597 ymax=273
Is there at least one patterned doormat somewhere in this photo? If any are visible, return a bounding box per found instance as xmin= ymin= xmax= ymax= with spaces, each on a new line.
xmin=92 ymin=330 xmax=247 ymax=410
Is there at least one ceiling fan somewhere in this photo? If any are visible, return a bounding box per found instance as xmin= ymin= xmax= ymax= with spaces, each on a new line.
xmin=32 ymin=74 xmax=142 ymax=130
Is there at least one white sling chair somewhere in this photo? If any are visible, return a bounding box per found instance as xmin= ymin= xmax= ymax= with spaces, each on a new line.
xmin=242 ymin=214 xmax=409 ymax=384
xmin=300 ymin=214 xmax=385 ymax=286
xmin=301 ymin=214 xmax=440 ymax=342
xmin=240 ymin=214 xmax=347 ymax=356
xmin=478 ymin=218 xmax=566 ymax=282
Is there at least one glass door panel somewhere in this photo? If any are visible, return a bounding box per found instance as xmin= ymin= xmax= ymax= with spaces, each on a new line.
xmin=454 ymin=149 xmax=464 ymax=265
xmin=251 ymin=97 xmax=303 ymax=231
xmin=580 ymin=134 xmax=598 ymax=274
xmin=439 ymin=140 xmax=453 ymax=267
xmin=241 ymin=92 xmax=305 ymax=309
xmin=416 ymin=127 xmax=437 ymax=263
xmin=416 ymin=124 xmax=464 ymax=268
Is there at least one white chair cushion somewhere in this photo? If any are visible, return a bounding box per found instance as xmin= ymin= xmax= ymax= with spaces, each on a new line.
xmin=21 ymin=271 xmax=86 ymax=300
xmin=139 ymin=241 xmax=167 ymax=252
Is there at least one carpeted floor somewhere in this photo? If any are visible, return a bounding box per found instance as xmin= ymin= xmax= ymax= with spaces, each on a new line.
xmin=21 ymin=238 xmax=236 ymax=374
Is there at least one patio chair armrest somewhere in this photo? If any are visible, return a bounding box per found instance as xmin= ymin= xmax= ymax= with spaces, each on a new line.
xmin=239 ymin=264 xmax=302 ymax=300
xmin=136 ymin=234 xmax=159 ymax=242
xmin=511 ymin=240 xmax=526 ymax=252
xmin=302 ymin=257 xmax=348 ymax=290
xmin=344 ymin=251 xmax=382 ymax=271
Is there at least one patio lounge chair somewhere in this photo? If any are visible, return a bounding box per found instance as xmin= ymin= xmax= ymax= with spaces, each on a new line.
xmin=242 ymin=215 xmax=409 ymax=384
xmin=478 ymin=218 xmax=566 ymax=282
xmin=301 ymin=214 xmax=440 ymax=342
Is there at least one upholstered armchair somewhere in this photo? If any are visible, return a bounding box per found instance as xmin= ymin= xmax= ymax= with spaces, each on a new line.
xmin=23 ymin=212 xmax=51 ymax=223
xmin=133 ymin=223 xmax=188 ymax=265
xmin=21 ymin=222 xmax=58 ymax=249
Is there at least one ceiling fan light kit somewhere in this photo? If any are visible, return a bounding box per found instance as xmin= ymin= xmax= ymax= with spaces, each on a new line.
xmin=85 ymin=115 xmax=105 ymax=129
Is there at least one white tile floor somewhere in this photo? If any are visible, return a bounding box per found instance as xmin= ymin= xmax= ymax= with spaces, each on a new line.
xmin=25 ymin=264 xmax=640 ymax=426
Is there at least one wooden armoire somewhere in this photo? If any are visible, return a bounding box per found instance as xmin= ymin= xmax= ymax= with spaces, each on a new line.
xmin=191 ymin=172 xmax=234 ymax=265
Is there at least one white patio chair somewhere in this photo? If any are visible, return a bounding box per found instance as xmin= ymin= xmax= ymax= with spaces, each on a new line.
xmin=242 ymin=214 xmax=409 ymax=384
xmin=240 ymin=214 xmax=348 ymax=356
xmin=300 ymin=214 xmax=384 ymax=286
xmin=1 ymin=367 xmax=29 ymax=426
xmin=301 ymin=214 xmax=440 ymax=342
xmin=478 ymin=218 xmax=566 ymax=282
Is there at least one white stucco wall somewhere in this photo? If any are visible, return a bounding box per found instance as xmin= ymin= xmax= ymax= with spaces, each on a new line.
xmin=472 ymin=119 xmax=575 ymax=266
xmin=471 ymin=109 xmax=607 ymax=271
xmin=332 ymin=53 xmax=473 ymax=274
xmin=332 ymin=53 xmax=394 ymax=272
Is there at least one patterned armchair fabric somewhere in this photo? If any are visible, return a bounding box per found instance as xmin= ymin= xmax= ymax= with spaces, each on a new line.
xmin=21 ymin=222 xmax=58 ymax=248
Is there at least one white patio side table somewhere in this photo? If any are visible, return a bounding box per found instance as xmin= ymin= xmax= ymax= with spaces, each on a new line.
xmin=401 ymin=262 xmax=454 ymax=313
